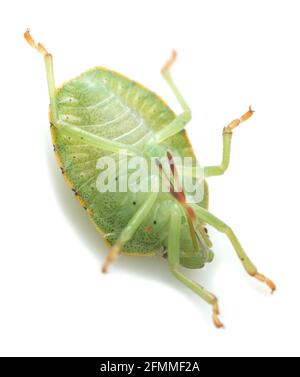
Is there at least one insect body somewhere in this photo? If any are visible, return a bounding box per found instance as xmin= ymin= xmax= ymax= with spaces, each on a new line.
xmin=24 ymin=30 xmax=275 ymax=328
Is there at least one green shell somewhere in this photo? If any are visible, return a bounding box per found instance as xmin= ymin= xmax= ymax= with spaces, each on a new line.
xmin=51 ymin=67 xmax=209 ymax=256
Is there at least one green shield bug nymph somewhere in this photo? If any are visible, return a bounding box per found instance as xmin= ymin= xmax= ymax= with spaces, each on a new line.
xmin=24 ymin=30 xmax=275 ymax=328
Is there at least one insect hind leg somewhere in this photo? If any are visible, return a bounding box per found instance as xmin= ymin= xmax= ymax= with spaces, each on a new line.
xmin=190 ymin=204 xmax=276 ymax=293
xmin=167 ymin=202 xmax=224 ymax=328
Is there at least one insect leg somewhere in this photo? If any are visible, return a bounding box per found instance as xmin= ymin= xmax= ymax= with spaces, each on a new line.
xmin=59 ymin=125 xmax=139 ymax=156
xmin=190 ymin=204 xmax=276 ymax=293
xmin=167 ymin=203 xmax=224 ymax=328
xmin=204 ymin=107 xmax=254 ymax=177
xmin=161 ymin=51 xmax=190 ymax=111
xmin=149 ymin=51 xmax=191 ymax=144
xmin=102 ymin=185 xmax=159 ymax=273
xmin=24 ymin=29 xmax=58 ymax=124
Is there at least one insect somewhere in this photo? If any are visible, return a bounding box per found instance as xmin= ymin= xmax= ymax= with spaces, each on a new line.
xmin=24 ymin=30 xmax=275 ymax=328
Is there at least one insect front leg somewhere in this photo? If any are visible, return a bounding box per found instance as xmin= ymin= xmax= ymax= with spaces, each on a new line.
xmin=167 ymin=203 xmax=224 ymax=328
xmin=24 ymin=29 xmax=58 ymax=123
xmin=204 ymin=107 xmax=254 ymax=177
xmin=190 ymin=204 xmax=276 ymax=293
xmin=102 ymin=183 xmax=159 ymax=273
xmin=150 ymin=51 xmax=191 ymax=144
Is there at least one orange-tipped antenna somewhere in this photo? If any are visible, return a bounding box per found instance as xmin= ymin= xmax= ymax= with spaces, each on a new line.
xmin=24 ymin=29 xmax=49 ymax=56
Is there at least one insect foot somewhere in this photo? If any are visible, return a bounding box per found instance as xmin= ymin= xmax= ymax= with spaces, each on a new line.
xmin=161 ymin=50 xmax=177 ymax=76
xmin=212 ymin=299 xmax=224 ymax=329
xmin=253 ymin=272 xmax=276 ymax=294
xmin=227 ymin=106 xmax=254 ymax=131
xmin=24 ymin=29 xmax=49 ymax=56
xmin=101 ymin=245 xmax=121 ymax=273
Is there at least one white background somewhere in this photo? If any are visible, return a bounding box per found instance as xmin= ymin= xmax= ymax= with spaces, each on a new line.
xmin=0 ymin=0 xmax=299 ymax=357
